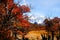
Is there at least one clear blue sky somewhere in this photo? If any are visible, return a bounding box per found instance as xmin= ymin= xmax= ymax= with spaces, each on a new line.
xmin=27 ymin=0 xmax=60 ymax=18
xmin=14 ymin=0 xmax=60 ymax=23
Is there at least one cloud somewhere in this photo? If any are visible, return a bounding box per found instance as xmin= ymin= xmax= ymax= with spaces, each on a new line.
xmin=28 ymin=14 xmax=46 ymax=24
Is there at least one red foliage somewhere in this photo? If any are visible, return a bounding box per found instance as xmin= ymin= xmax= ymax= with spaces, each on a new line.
xmin=0 ymin=0 xmax=7 ymax=3
xmin=16 ymin=14 xmax=23 ymax=20
xmin=0 ymin=5 xmax=6 ymax=15
xmin=21 ymin=20 xmax=30 ymax=27
xmin=52 ymin=23 xmax=58 ymax=31
xmin=21 ymin=5 xmax=30 ymax=13
xmin=0 ymin=0 xmax=30 ymax=38
xmin=7 ymin=3 xmax=14 ymax=10
xmin=8 ymin=0 xmax=13 ymax=3
xmin=44 ymin=17 xmax=60 ymax=31
xmin=0 ymin=0 xmax=13 ymax=4
xmin=12 ymin=7 xmax=21 ymax=14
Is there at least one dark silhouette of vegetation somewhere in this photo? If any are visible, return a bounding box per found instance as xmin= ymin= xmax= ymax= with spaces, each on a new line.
xmin=47 ymin=35 xmax=51 ymax=40
xmin=41 ymin=34 xmax=47 ymax=40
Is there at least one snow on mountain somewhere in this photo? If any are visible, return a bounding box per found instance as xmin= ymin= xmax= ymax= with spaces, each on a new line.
xmin=29 ymin=15 xmax=46 ymax=24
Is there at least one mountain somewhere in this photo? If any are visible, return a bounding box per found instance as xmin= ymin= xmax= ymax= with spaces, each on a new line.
xmin=29 ymin=16 xmax=46 ymax=24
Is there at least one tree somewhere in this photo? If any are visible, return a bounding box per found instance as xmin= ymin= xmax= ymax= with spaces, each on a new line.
xmin=44 ymin=18 xmax=54 ymax=40
xmin=44 ymin=17 xmax=60 ymax=40
xmin=44 ymin=18 xmax=53 ymax=32
xmin=0 ymin=0 xmax=30 ymax=40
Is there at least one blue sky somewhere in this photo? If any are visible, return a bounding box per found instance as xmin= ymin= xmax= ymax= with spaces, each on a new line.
xmin=14 ymin=0 xmax=60 ymax=23
xmin=26 ymin=0 xmax=60 ymax=18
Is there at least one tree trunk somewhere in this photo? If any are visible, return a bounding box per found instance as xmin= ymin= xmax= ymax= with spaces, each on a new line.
xmin=51 ymin=31 xmax=54 ymax=40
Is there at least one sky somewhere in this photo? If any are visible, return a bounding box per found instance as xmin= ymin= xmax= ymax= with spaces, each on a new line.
xmin=14 ymin=0 xmax=60 ymax=24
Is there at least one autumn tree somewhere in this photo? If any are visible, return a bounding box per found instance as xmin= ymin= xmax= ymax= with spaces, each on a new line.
xmin=0 ymin=0 xmax=30 ymax=40
xmin=44 ymin=17 xmax=60 ymax=40
xmin=44 ymin=18 xmax=54 ymax=40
